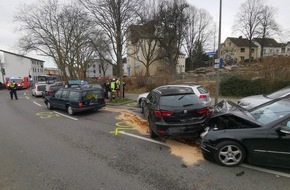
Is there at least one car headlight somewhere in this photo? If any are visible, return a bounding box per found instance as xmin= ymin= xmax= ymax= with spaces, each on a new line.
xmin=200 ymin=127 xmax=209 ymax=138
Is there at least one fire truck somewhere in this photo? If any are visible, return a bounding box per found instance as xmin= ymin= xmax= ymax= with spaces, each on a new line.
xmin=5 ymin=76 xmax=30 ymax=89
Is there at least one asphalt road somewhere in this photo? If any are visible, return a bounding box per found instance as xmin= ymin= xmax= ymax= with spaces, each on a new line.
xmin=0 ymin=89 xmax=289 ymax=190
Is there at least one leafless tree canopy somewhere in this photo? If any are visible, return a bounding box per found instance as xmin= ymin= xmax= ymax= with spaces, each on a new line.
xmin=232 ymin=0 xmax=280 ymax=60
xmin=14 ymin=0 xmax=102 ymax=82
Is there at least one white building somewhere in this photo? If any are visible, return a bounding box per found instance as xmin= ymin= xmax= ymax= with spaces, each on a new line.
xmin=86 ymin=59 xmax=113 ymax=78
xmin=0 ymin=50 xmax=44 ymax=83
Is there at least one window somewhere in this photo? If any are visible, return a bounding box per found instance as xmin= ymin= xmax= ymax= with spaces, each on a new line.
xmin=240 ymin=48 xmax=245 ymax=52
xmin=251 ymin=48 xmax=255 ymax=53
xmin=240 ymin=56 xmax=245 ymax=61
xmin=69 ymin=91 xmax=80 ymax=101
xmin=61 ymin=90 xmax=69 ymax=99
xmin=55 ymin=90 xmax=62 ymax=98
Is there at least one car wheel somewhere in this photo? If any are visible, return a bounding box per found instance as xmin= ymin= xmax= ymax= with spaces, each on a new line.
xmin=148 ymin=118 xmax=158 ymax=139
xmin=46 ymin=102 xmax=53 ymax=110
xmin=139 ymin=98 xmax=144 ymax=107
xmin=214 ymin=141 xmax=246 ymax=167
xmin=67 ymin=106 xmax=74 ymax=115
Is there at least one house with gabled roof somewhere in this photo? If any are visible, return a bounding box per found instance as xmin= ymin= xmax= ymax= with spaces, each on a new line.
xmin=253 ymin=38 xmax=286 ymax=58
xmin=220 ymin=36 xmax=259 ymax=63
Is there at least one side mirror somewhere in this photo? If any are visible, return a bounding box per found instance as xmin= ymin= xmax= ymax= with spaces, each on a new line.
xmin=279 ymin=126 xmax=290 ymax=135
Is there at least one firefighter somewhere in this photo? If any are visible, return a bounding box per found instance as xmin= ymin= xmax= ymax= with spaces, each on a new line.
xmin=9 ymin=81 xmax=18 ymax=100
xmin=110 ymin=78 xmax=116 ymax=100
xmin=115 ymin=78 xmax=121 ymax=97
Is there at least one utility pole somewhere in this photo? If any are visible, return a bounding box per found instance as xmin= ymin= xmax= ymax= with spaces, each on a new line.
xmin=215 ymin=0 xmax=222 ymax=105
xmin=0 ymin=59 xmax=5 ymax=85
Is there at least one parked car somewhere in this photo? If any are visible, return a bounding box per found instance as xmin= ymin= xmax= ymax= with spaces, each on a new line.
xmin=237 ymin=86 xmax=290 ymax=110
xmin=200 ymin=98 xmax=290 ymax=168
xmin=32 ymin=83 xmax=47 ymax=97
xmin=42 ymin=83 xmax=64 ymax=98
xmin=44 ymin=87 xmax=106 ymax=115
xmin=137 ymin=84 xmax=211 ymax=107
xmin=143 ymin=86 xmax=210 ymax=139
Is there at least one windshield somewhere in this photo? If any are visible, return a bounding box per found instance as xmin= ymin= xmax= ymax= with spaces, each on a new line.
xmin=267 ymin=87 xmax=290 ymax=99
xmin=82 ymin=90 xmax=103 ymax=100
xmin=250 ymin=100 xmax=290 ymax=124
xmin=10 ymin=79 xmax=23 ymax=83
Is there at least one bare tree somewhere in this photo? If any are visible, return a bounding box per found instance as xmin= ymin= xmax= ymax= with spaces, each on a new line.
xmin=15 ymin=0 xmax=97 ymax=83
xmin=80 ymin=0 xmax=142 ymax=99
xmin=154 ymin=0 xmax=189 ymax=75
xmin=233 ymin=0 xmax=264 ymax=62
xmin=257 ymin=5 xmax=280 ymax=58
xmin=184 ymin=6 xmax=215 ymax=70
xmin=127 ymin=0 xmax=163 ymax=77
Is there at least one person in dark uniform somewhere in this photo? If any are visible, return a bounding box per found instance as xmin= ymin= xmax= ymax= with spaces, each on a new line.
xmin=9 ymin=81 xmax=18 ymax=100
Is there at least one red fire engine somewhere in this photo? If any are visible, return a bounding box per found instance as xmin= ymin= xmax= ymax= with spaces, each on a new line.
xmin=5 ymin=76 xmax=30 ymax=89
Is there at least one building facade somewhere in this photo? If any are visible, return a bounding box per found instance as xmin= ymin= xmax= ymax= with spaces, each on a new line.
xmin=86 ymin=59 xmax=113 ymax=78
xmin=220 ymin=37 xmax=259 ymax=63
xmin=0 ymin=50 xmax=44 ymax=83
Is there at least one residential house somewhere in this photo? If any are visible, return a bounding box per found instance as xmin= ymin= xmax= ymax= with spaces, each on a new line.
xmin=220 ymin=36 xmax=259 ymax=63
xmin=126 ymin=24 xmax=185 ymax=76
xmin=284 ymin=42 xmax=290 ymax=56
xmin=253 ymin=38 xmax=285 ymax=58
xmin=0 ymin=50 xmax=44 ymax=83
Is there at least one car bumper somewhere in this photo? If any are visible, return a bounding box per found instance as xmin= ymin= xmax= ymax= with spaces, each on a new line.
xmin=154 ymin=122 xmax=206 ymax=139
xmin=200 ymin=139 xmax=217 ymax=160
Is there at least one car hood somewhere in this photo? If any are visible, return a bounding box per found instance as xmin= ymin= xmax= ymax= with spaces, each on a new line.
xmin=238 ymin=94 xmax=270 ymax=108
xmin=211 ymin=100 xmax=259 ymax=124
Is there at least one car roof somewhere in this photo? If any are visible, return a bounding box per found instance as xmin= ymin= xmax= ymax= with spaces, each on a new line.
xmin=154 ymin=86 xmax=195 ymax=96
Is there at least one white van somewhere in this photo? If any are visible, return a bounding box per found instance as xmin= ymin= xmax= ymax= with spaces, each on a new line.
xmin=32 ymin=83 xmax=47 ymax=97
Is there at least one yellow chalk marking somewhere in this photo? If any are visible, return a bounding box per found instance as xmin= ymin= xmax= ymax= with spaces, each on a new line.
xmin=36 ymin=112 xmax=61 ymax=119
xmin=111 ymin=121 xmax=136 ymax=135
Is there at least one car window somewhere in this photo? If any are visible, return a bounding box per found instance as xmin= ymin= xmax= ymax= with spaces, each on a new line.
xmin=82 ymin=90 xmax=103 ymax=100
xmin=197 ymin=86 xmax=208 ymax=94
xmin=250 ymin=100 xmax=290 ymax=124
xmin=55 ymin=90 xmax=62 ymax=98
xmin=280 ymin=119 xmax=290 ymax=128
xmin=160 ymin=94 xmax=201 ymax=107
xmin=148 ymin=92 xmax=158 ymax=104
xmin=37 ymin=85 xmax=46 ymax=91
xmin=69 ymin=91 xmax=81 ymax=101
xmin=61 ymin=90 xmax=69 ymax=98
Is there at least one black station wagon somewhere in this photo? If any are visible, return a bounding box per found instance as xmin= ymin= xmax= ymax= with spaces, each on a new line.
xmin=142 ymin=86 xmax=210 ymax=139
xmin=44 ymin=87 xmax=106 ymax=115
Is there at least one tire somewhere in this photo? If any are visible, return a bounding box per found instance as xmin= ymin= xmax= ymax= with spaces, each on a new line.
xmin=67 ymin=106 xmax=74 ymax=115
xmin=46 ymin=102 xmax=53 ymax=110
xmin=148 ymin=118 xmax=158 ymax=139
xmin=214 ymin=140 xmax=246 ymax=167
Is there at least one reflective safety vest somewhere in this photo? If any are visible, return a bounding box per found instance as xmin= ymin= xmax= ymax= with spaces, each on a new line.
xmin=110 ymin=81 xmax=116 ymax=91
xmin=10 ymin=82 xmax=17 ymax=88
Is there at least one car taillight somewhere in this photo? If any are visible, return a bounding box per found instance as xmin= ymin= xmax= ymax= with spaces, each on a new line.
xmin=199 ymin=94 xmax=207 ymax=101
xmin=47 ymin=89 xmax=54 ymax=94
xmin=198 ymin=107 xmax=209 ymax=115
xmin=154 ymin=110 xmax=174 ymax=118
xmin=79 ymin=102 xmax=83 ymax=108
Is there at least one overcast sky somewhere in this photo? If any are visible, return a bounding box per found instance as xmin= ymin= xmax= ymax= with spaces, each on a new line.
xmin=0 ymin=0 xmax=290 ymax=67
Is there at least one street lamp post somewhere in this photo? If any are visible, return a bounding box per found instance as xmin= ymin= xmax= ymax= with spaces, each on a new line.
xmin=214 ymin=0 xmax=222 ymax=105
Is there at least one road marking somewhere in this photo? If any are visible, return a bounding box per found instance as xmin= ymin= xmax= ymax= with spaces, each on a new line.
xmin=241 ymin=164 xmax=290 ymax=178
xmin=53 ymin=111 xmax=78 ymax=121
xmin=119 ymin=131 xmax=169 ymax=147
xmin=33 ymin=101 xmax=42 ymax=106
xmin=36 ymin=112 xmax=61 ymax=119
xmin=26 ymin=96 xmax=30 ymax=99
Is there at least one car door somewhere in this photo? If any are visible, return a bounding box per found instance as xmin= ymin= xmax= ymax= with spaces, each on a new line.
xmin=143 ymin=92 xmax=157 ymax=120
xmin=266 ymin=117 xmax=290 ymax=168
xmin=58 ymin=90 xmax=70 ymax=110
xmin=50 ymin=90 xmax=63 ymax=108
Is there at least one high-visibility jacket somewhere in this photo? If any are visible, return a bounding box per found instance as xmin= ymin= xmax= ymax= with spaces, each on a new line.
xmin=110 ymin=81 xmax=116 ymax=91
